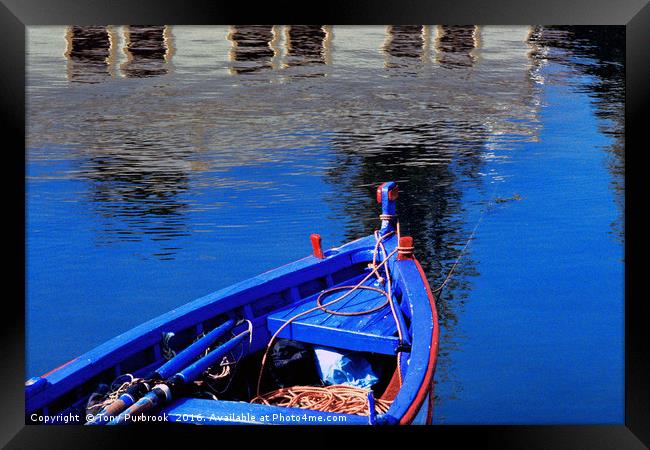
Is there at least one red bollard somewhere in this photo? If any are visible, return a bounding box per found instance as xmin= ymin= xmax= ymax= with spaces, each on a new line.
xmin=311 ymin=233 xmax=324 ymax=259
xmin=397 ymin=236 xmax=414 ymax=261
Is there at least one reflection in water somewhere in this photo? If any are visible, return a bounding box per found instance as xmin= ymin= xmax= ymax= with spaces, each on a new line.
xmin=122 ymin=26 xmax=173 ymax=78
xmin=525 ymin=26 xmax=550 ymax=85
xmin=80 ymin=142 xmax=192 ymax=255
xmin=227 ymin=25 xmax=278 ymax=75
xmin=49 ymin=25 xmax=545 ymax=271
xmin=322 ymin=26 xmax=542 ymax=410
xmin=384 ymin=25 xmax=424 ymax=58
xmin=323 ymin=123 xmax=491 ymax=411
xmin=284 ymin=25 xmax=332 ymax=75
xmin=325 ymin=138 xmax=483 ymax=315
xmin=226 ymin=25 xmax=332 ymax=77
xmin=528 ymin=26 xmax=625 ymax=242
xmin=64 ymin=26 xmax=112 ymax=83
xmin=435 ymin=25 xmax=479 ymax=69
xmin=383 ymin=25 xmax=426 ymax=68
xmin=64 ymin=25 xmax=174 ymax=81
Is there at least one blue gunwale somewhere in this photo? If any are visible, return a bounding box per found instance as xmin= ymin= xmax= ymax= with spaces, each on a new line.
xmin=383 ymin=255 xmax=438 ymax=424
xmin=26 ymin=229 xmax=439 ymax=425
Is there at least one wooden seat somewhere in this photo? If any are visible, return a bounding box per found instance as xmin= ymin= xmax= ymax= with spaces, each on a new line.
xmin=266 ymin=280 xmax=399 ymax=355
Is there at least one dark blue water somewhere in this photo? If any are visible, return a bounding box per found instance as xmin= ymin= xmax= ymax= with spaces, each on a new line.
xmin=26 ymin=25 xmax=624 ymax=423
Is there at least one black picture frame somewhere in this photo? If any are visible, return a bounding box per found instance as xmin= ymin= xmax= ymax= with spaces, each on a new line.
xmin=1 ymin=0 xmax=647 ymax=448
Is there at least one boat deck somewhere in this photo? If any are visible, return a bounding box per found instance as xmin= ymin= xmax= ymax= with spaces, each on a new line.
xmin=266 ymin=277 xmax=400 ymax=355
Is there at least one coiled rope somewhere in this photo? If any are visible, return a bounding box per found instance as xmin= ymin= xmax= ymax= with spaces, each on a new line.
xmin=251 ymin=385 xmax=392 ymax=416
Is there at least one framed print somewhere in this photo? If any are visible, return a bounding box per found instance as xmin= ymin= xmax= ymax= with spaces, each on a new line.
xmin=1 ymin=0 xmax=647 ymax=447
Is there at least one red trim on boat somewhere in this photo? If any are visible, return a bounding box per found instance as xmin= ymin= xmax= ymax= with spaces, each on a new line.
xmin=376 ymin=183 xmax=399 ymax=203
xmin=376 ymin=182 xmax=386 ymax=203
xmin=426 ymin=382 xmax=435 ymax=424
xmin=397 ymin=236 xmax=414 ymax=261
xmin=380 ymin=366 xmax=402 ymax=401
xmin=41 ymin=357 xmax=77 ymax=378
xmin=400 ymin=257 xmax=440 ymax=424
xmin=388 ymin=185 xmax=399 ymax=201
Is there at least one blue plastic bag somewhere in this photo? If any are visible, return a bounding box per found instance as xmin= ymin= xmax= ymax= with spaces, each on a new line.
xmin=313 ymin=346 xmax=379 ymax=389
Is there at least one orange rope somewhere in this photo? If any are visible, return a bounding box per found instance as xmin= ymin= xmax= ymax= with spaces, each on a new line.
xmin=315 ymin=285 xmax=390 ymax=316
xmin=251 ymin=385 xmax=392 ymax=416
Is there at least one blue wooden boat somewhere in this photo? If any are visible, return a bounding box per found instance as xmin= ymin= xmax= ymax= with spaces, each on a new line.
xmin=25 ymin=182 xmax=439 ymax=425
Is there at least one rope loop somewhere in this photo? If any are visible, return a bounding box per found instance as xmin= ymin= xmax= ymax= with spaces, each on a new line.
xmin=315 ymin=285 xmax=391 ymax=316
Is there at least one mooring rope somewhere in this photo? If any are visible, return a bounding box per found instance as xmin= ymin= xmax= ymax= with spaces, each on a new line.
xmin=431 ymin=180 xmax=502 ymax=295
xmin=430 ymin=213 xmax=483 ymax=295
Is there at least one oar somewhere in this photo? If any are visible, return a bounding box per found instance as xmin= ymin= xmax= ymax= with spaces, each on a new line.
xmin=107 ymin=329 xmax=250 ymax=425
xmin=153 ymin=319 xmax=236 ymax=379
xmin=86 ymin=319 xmax=236 ymax=425
xmin=85 ymin=382 xmax=151 ymax=425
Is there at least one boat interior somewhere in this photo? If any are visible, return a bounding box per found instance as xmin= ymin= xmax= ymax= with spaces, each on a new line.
xmin=27 ymin=232 xmax=423 ymax=424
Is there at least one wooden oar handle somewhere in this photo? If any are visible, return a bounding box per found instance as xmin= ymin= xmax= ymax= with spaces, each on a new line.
xmin=86 ymin=382 xmax=152 ymax=425
xmin=108 ymin=385 xmax=171 ymax=425
xmin=85 ymin=398 xmax=129 ymax=425
xmin=124 ymin=395 xmax=157 ymax=416
xmin=101 ymin=398 xmax=129 ymax=417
